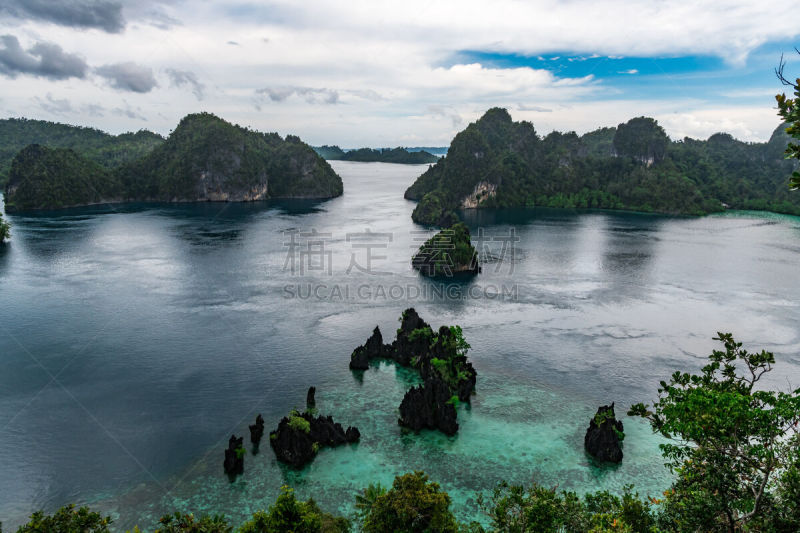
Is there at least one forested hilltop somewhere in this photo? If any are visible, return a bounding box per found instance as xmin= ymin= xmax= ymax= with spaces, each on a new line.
xmin=406 ymin=108 xmax=800 ymax=225
xmin=313 ymin=145 xmax=440 ymax=164
xmin=3 ymin=113 xmax=342 ymax=211
xmin=0 ymin=118 xmax=164 ymax=187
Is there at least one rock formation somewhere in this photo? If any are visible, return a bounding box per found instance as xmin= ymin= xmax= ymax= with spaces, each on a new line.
xmin=584 ymin=403 xmax=624 ymax=463
xmin=269 ymin=390 xmax=360 ymax=468
xmin=306 ymin=386 xmax=316 ymax=410
xmin=223 ymin=435 xmax=244 ymax=476
xmin=249 ymin=414 xmax=264 ymax=446
xmin=349 ymin=326 xmax=385 ymax=370
xmin=349 ymin=308 xmax=477 ymax=435
xmin=398 ymin=377 xmax=459 ymax=436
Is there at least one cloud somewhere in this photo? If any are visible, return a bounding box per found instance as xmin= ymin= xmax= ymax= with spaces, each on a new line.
xmin=256 ymin=86 xmax=339 ymax=104
xmin=618 ymin=69 xmax=639 ymax=75
xmin=83 ymin=103 xmax=105 ymax=117
xmin=95 ymin=61 xmax=157 ymax=92
xmin=33 ymin=93 xmax=73 ymax=114
xmin=0 ymin=0 xmax=125 ymax=33
xmin=165 ymin=68 xmax=204 ymax=99
xmin=427 ymin=105 xmax=463 ymax=127
xmin=0 ymin=35 xmax=89 ymax=80
xmin=226 ymin=40 xmax=240 ymax=46
xmin=112 ymin=102 xmax=146 ymax=120
xmin=518 ymin=104 xmax=552 ymax=112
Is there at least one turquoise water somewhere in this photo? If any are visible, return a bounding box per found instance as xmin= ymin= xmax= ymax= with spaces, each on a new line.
xmin=2 ymin=161 xmax=800 ymax=530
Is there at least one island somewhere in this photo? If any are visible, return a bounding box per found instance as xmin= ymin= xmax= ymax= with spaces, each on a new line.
xmin=0 ymin=117 xmax=164 ymax=188
xmin=350 ymin=308 xmax=477 ymax=435
xmin=313 ymin=145 xmax=440 ymax=164
xmin=584 ymin=403 xmax=624 ymax=463
xmin=405 ymin=107 xmax=800 ymax=225
xmin=3 ymin=113 xmax=343 ymax=211
xmin=411 ymin=222 xmax=480 ymax=277
xmin=269 ymin=387 xmax=360 ymax=468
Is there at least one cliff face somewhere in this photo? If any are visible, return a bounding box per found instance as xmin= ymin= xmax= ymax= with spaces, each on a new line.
xmin=4 ymin=113 xmax=343 ymax=211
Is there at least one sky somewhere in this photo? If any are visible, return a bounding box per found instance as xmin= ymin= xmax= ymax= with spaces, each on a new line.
xmin=0 ymin=0 xmax=799 ymax=147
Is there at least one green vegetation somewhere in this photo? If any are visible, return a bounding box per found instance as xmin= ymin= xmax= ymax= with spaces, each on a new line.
xmin=13 ymin=504 xmax=112 ymax=533
xmin=288 ymin=414 xmax=311 ymax=434
xmin=411 ymin=222 xmax=479 ymax=277
xmin=239 ymin=486 xmax=349 ymax=533
xmin=776 ymin=53 xmax=800 ymax=189
xmin=3 ymin=113 xmax=343 ymax=211
xmin=0 ymin=213 xmax=9 ymax=243
xmin=629 ymin=333 xmax=800 ymax=532
xmin=359 ymin=471 xmax=459 ymax=533
xmin=406 ymin=108 xmax=800 ymax=225
xmin=155 ymin=513 xmax=232 ymax=533
xmin=0 ymin=118 xmax=164 ymax=188
xmin=313 ymin=145 xmax=440 ymax=164
xmin=4 ymin=145 xmax=119 ymax=211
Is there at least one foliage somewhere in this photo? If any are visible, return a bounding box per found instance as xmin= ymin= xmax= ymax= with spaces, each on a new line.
xmin=448 ymin=325 xmax=471 ymax=357
xmin=354 ymin=483 xmax=387 ymax=521
xmin=3 ymin=113 xmax=342 ymax=210
xmin=594 ymin=408 xmax=625 ymax=442
xmin=629 ymin=333 xmax=800 ymax=532
xmin=4 ymin=145 xmax=119 ymax=211
xmin=0 ymin=213 xmax=9 ymax=243
xmin=239 ymin=486 xmax=349 ymax=533
xmin=408 ymin=326 xmax=434 ymax=343
xmin=359 ymin=471 xmax=459 ymax=533
xmin=412 ymin=222 xmax=478 ymax=277
xmin=776 ymin=51 xmax=800 ymax=189
xmin=117 ymin=113 xmax=342 ymax=202
xmin=155 ymin=513 xmax=231 ymax=533
xmin=15 ymin=505 xmax=112 ymax=533
xmin=0 ymin=117 xmax=164 ymax=187
xmin=288 ymin=414 xmax=311 ymax=434
xmin=477 ymin=481 xmax=655 ymax=533
xmin=407 ymin=108 xmax=800 ymax=225
xmin=315 ymin=145 xmax=439 ymax=164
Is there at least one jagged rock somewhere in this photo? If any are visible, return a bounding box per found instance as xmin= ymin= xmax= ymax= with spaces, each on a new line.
xmin=223 ymin=435 xmax=244 ymax=476
xmin=269 ymin=403 xmax=360 ymax=468
xmin=349 ymin=326 xmax=385 ymax=370
xmin=249 ymin=414 xmax=264 ymax=446
xmin=306 ymin=387 xmax=316 ymax=410
xmin=398 ymin=377 xmax=458 ymax=436
xmin=390 ymin=308 xmax=432 ymax=366
xmin=584 ymin=403 xmax=624 ymax=463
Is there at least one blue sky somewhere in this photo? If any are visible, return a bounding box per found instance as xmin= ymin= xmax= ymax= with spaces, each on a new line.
xmin=0 ymin=1 xmax=798 ymax=146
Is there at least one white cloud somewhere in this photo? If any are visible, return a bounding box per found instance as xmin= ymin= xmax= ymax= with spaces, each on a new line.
xmin=0 ymin=0 xmax=796 ymax=145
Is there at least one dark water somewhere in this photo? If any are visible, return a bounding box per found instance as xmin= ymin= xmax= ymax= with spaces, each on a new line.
xmin=1 ymin=161 xmax=800 ymax=529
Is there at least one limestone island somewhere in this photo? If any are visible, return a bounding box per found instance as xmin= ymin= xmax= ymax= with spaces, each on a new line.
xmin=269 ymin=387 xmax=360 ymax=468
xmin=404 ymin=107 xmax=800 ymax=226
xmin=350 ymin=308 xmax=477 ymax=436
xmin=313 ymin=145 xmax=440 ymax=164
xmin=411 ymin=222 xmax=480 ymax=278
xmin=584 ymin=403 xmax=624 ymax=463
xmin=3 ymin=113 xmax=342 ymax=211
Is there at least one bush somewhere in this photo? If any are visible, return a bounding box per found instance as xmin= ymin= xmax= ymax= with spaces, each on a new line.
xmin=15 ymin=505 xmax=112 ymax=533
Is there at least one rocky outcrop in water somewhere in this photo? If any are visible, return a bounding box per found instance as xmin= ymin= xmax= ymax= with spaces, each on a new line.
xmin=249 ymin=414 xmax=264 ymax=446
xmin=223 ymin=435 xmax=244 ymax=476
xmin=269 ymin=391 xmax=360 ymax=468
xmin=411 ymin=223 xmax=480 ymax=278
xmin=349 ymin=326 xmax=385 ymax=370
xmin=306 ymin=386 xmax=316 ymax=410
xmin=584 ymin=403 xmax=624 ymax=463
xmin=398 ymin=376 xmax=459 ymax=435
xmin=349 ymin=308 xmax=477 ymax=435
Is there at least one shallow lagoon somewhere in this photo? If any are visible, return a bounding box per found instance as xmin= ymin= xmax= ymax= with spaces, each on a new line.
xmin=1 ymin=161 xmax=799 ymax=529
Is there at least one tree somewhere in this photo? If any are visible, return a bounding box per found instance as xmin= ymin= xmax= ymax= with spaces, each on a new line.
xmin=15 ymin=505 xmax=112 ymax=533
xmin=360 ymin=471 xmax=459 ymax=533
xmin=239 ymin=486 xmax=349 ymax=533
xmin=0 ymin=214 xmax=9 ymax=243
xmin=155 ymin=513 xmax=231 ymax=533
xmin=776 ymin=50 xmax=800 ymax=189
xmin=629 ymin=333 xmax=800 ymax=532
